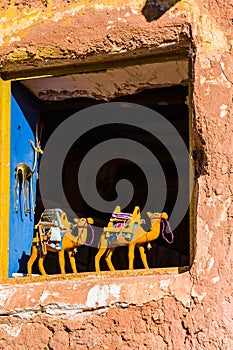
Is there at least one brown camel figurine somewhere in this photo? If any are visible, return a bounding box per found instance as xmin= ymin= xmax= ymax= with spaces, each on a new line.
xmin=95 ymin=209 xmax=169 ymax=272
xmin=27 ymin=209 xmax=94 ymax=276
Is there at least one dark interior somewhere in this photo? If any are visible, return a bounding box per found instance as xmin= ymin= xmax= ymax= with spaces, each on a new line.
xmin=12 ymin=80 xmax=190 ymax=274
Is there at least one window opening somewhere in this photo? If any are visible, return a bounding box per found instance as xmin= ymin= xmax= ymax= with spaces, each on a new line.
xmin=9 ymin=64 xmax=190 ymax=278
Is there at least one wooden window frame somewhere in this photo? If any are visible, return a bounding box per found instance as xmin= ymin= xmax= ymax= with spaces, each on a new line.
xmin=0 ymin=79 xmax=11 ymax=281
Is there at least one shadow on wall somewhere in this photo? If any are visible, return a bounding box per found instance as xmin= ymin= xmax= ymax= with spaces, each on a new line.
xmin=142 ymin=0 xmax=180 ymax=22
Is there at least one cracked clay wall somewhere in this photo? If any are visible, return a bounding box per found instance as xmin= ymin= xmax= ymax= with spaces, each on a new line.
xmin=0 ymin=1 xmax=233 ymax=349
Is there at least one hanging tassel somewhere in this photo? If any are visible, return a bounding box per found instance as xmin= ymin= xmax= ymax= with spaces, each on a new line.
xmin=147 ymin=242 xmax=152 ymax=250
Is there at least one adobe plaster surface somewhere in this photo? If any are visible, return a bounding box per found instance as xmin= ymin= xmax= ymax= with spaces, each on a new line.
xmin=21 ymin=60 xmax=188 ymax=101
xmin=0 ymin=0 xmax=233 ymax=349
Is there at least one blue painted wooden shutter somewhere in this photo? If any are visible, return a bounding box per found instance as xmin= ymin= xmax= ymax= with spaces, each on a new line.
xmin=9 ymin=94 xmax=39 ymax=277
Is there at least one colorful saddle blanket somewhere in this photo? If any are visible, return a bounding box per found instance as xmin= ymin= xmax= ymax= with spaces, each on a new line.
xmin=107 ymin=222 xmax=138 ymax=244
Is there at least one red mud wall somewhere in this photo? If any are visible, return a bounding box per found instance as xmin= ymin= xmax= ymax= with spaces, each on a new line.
xmin=0 ymin=1 xmax=233 ymax=349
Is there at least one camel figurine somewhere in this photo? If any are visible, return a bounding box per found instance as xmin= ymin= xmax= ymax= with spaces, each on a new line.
xmin=95 ymin=206 xmax=169 ymax=271
xmin=14 ymin=127 xmax=43 ymax=215
xmin=27 ymin=209 xmax=94 ymax=276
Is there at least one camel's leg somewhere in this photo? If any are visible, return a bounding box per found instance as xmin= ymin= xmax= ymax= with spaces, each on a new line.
xmin=23 ymin=177 xmax=28 ymax=214
xmin=138 ymin=244 xmax=149 ymax=269
xmin=25 ymin=177 xmax=31 ymax=214
xmin=58 ymin=250 xmax=66 ymax=274
xmin=68 ymin=250 xmax=78 ymax=274
xmin=128 ymin=243 xmax=136 ymax=270
xmin=27 ymin=244 xmax=38 ymax=277
xmin=31 ymin=176 xmax=35 ymax=214
xmin=14 ymin=173 xmax=19 ymax=212
xmin=105 ymin=248 xmax=116 ymax=271
xmin=95 ymin=247 xmax=107 ymax=272
xmin=38 ymin=254 xmax=47 ymax=275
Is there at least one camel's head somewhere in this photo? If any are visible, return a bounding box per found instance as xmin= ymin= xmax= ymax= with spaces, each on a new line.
xmin=161 ymin=212 xmax=168 ymax=219
xmin=85 ymin=217 xmax=94 ymax=225
xmin=30 ymin=139 xmax=43 ymax=154
xmin=147 ymin=212 xmax=168 ymax=220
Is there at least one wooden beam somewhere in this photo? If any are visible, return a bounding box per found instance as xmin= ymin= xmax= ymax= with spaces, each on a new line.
xmin=0 ymin=79 xmax=11 ymax=281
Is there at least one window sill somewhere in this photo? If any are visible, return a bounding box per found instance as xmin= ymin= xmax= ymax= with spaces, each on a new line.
xmin=0 ymin=267 xmax=191 ymax=316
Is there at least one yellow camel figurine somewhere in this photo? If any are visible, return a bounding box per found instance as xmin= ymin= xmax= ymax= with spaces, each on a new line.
xmin=27 ymin=209 xmax=94 ymax=276
xmin=95 ymin=207 xmax=169 ymax=271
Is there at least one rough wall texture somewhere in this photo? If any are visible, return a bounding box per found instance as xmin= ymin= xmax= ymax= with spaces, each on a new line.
xmin=22 ymin=60 xmax=188 ymax=100
xmin=0 ymin=0 xmax=233 ymax=349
